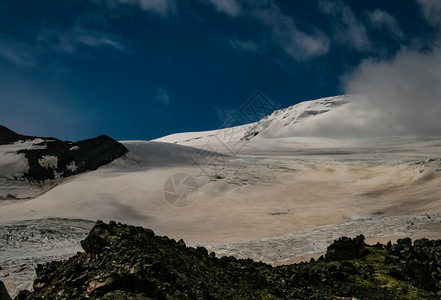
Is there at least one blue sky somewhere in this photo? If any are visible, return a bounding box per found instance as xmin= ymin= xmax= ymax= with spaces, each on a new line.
xmin=0 ymin=0 xmax=440 ymax=141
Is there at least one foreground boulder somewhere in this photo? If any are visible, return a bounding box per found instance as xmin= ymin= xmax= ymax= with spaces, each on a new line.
xmin=0 ymin=281 xmax=11 ymax=300
xmin=12 ymin=221 xmax=441 ymax=299
xmin=326 ymin=235 xmax=370 ymax=261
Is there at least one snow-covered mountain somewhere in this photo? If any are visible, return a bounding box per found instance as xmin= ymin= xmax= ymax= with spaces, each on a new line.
xmin=155 ymin=95 xmax=374 ymax=149
xmin=0 ymin=126 xmax=127 ymax=200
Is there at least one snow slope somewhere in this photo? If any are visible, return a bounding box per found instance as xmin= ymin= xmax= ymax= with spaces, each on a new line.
xmin=155 ymin=95 xmax=371 ymax=147
xmin=155 ymin=94 xmax=417 ymax=155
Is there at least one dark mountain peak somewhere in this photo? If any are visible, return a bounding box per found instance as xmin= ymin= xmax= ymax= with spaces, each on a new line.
xmin=0 ymin=125 xmax=34 ymax=145
xmin=0 ymin=125 xmax=127 ymax=182
xmin=18 ymin=135 xmax=127 ymax=181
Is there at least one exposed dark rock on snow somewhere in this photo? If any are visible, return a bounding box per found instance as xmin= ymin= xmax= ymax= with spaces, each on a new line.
xmin=18 ymin=135 xmax=127 ymax=181
xmin=11 ymin=221 xmax=441 ymax=299
xmin=0 ymin=125 xmax=127 ymax=181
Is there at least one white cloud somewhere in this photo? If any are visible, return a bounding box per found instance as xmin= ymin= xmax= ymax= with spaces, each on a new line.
xmin=156 ymin=87 xmax=171 ymax=105
xmin=103 ymin=0 xmax=176 ymax=15
xmin=319 ymin=0 xmax=371 ymax=51
xmin=204 ymin=0 xmax=241 ymax=17
xmin=252 ymin=3 xmax=330 ymax=61
xmin=342 ymin=48 xmax=441 ymax=136
xmin=37 ymin=23 xmax=128 ymax=55
xmin=417 ymin=0 xmax=441 ymax=26
xmin=367 ymin=9 xmax=404 ymax=39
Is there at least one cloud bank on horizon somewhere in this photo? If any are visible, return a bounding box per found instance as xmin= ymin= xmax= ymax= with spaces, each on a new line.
xmin=341 ymin=0 xmax=441 ymax=136
xmin=0 ymin=0 xmax=440 ymax=140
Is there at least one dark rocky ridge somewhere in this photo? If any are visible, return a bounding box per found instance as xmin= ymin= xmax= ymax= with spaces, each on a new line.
xmin=0 ymin=125 xmax=127 ymax=181
xmin=9 ymin=221 xmax=441 ymax=299
xmin=18 ymin=135 xmax=127 ymax=181
xmin=0 ymin=125 xmax=37 ymax=145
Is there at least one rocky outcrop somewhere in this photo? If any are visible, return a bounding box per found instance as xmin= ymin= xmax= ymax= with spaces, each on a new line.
xmin=386 ymin=237 xmax=441 ymax=294
xmin=0 ymin=281 xmax=11 ymax=300
xmin=0 ymin=125 xmax=127 ymax=181
xmin=18 ymin=135 xmax=127 ymax=181
xmin=325 ymin=235 xmax=370 ymax=261
xmin=0 ymin=126 xmax=35 ymax=145
xmin=11 ymin=221 xmax=441 ymax=299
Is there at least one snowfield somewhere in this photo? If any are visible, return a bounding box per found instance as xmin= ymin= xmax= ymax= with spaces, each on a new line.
xmin=1 ymin=95 xmax=441 ymax=297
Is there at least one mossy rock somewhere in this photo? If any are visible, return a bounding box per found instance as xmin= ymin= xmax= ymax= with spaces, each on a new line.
xmin=12 ymin=222 xmax=441 ymax=299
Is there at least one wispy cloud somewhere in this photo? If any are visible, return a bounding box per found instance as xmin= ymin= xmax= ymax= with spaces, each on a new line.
xmin=319 ymin=0 xmax=371 ymax=51
xmin=204 ymin=0 xmax=242 ymax=17
xmin=417 ymin=0 xmax=441 ymax=26
xmin=0 ymin=17 xmax=129 ymax=69
xmin=156 ymin=87 xmax=171 ymax=105
xmin=252 ymin=3 xmax=330 ymax=61
xmin=0 ymin=37 xmax=38 ymax=67
xmin=37 ymin=25 xmax=129 ymax=55
xmin=101 ymin=0 xmax=177 ymax=16
xmin=206 ymin=0 xmax=330 ymax=61
xmin=230 ymin=39 xmax=259 ymax=53
xmin=366 ymin=9 xmax=404 ymax=40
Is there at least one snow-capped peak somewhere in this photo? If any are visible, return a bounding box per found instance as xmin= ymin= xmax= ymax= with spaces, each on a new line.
xmin=155 ymin=95 xmax=355 ymax=146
